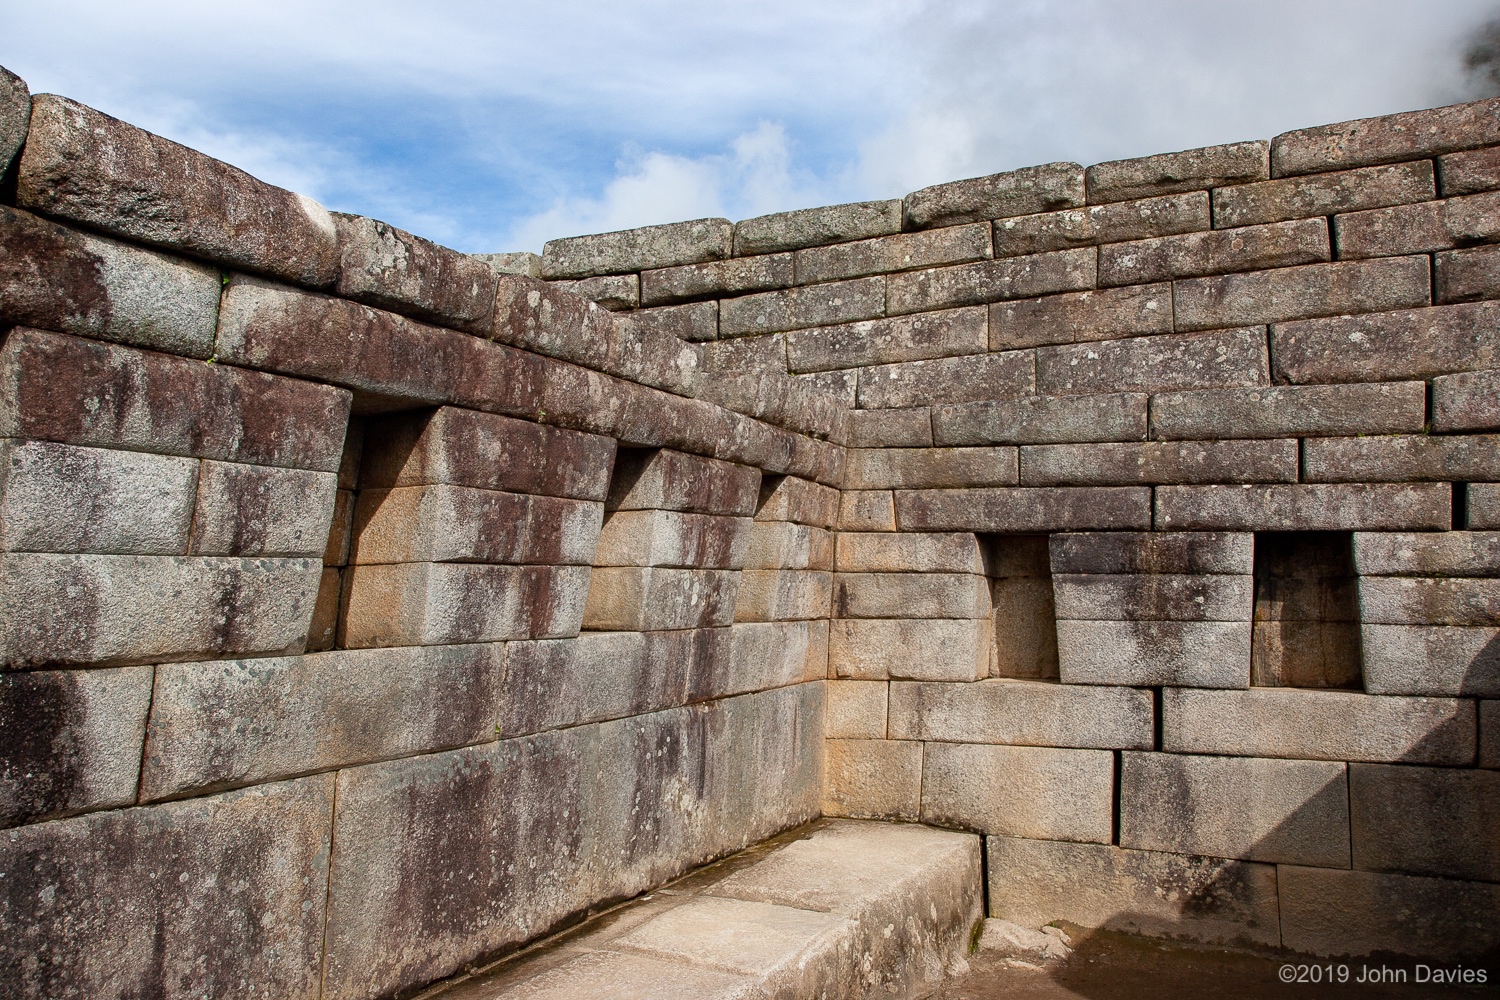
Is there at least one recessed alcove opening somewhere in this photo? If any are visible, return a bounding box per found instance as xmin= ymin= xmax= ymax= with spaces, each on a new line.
xmin=982 ymin=533 xmax=1059 ymax=681
xmin=600 ymin=446 xmax=655 ymax=526
xmin=1250 ymin=531 xmax=1362 ymax=689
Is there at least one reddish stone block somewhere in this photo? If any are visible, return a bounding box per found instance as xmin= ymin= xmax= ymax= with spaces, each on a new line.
xmin=333 ymin=213 xmax=498 ymax=331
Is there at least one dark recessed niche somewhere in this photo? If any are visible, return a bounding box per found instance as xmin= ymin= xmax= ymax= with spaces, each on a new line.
xmin=1250 ymin=531 xmax=1362 ymax=689
xmin=984 ymin=534 xmax=1058 ymax=681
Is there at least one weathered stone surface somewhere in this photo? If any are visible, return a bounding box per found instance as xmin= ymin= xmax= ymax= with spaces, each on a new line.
xmin=735 ymin=200 xmax=903 ymax=255
xmin=608 ymin=448 xmax=760 ymax=516
xmin=323 ymin=489 xmax=354 ymax=565
xmin=143 ymin=644 xmax=502 ymax=799
xmin=641 ymin=255 xmax=790 ymax=308
xmin=188 ymin=461 xmax=338 ymax=558
xmin=1351 ymin=763 xmax=1500 ymax=882
xmin=719 ymin=276 xmax=885 ymax=338
xmin=699 ymin=332 xmax=786 ymax=374
xmin=1050 ymin=530 xmax=1252 ymax=575
xmin=489 ymin=273 xmax=622 ymax=370
xmin=1279 ymin=865 xmax=1500 ymax=961
xmin=1272 ymin=98 xmax=1500 ymax=176
xmin=594 ymin=509 xmax=750 ymax=568
xmin=581 ymin=566 xmax=739 ymax=631
xmin=552 ymin=273 xmax=640 ymax=311
xmin=822 ymin=739 xmax=922 ymax=820
xmin=843 ymin=447 xmax=1017 ymax=490
xmin=0 ymin=553 xmax=320 ymax=668
xmin=542 ymin=218 xmax=731 ymax=278
xmin=1162 ymin=687 xmax=1476 ymax=764
xmin=732 ymin=569 xmax=832 ymax=622
xmin=477 ymin=948 xmax=760 ymax=1000
xmin=629 ymin=299 xmax=719 ymax=343
xmin=1214 ymin=159 xmax=1437 ymax=228
xmin=1036 ymin=327 xmax=1269 ymax=396
xmin=1 ymin=776 xmax=335 ymax=998
xmin=836 ymin=490 xmax=895 ymax=532
xmin=989 ymin=283 xmax=1172 ymax=350
xmin=0 ymin=65 xmax=29 ymax=178
xmin=904 ymin=162 xmax=1085 ymax=229
xmin=835 ymin=531 xmax=983 ymax=574
xmin=933 ymin=392 xmax=1147 ymax=446
xmin=987 ymin=836 xmax=1281 ymax=948
xmin=922 ymin=742 xmax=1112 ymax=842
xmin=18 ymin=96 xmax=338 ymax=287
xmin=1155 ymin=483 xmax=1451 ymax=531
xmin=0 ymin=206 xmax=223 ymax=357
xmin=1339 ymin=188 xmax=1500 ymax=260
xmin=1173 ymin=255 xmax=1430 ymax=331
xmin=785 ymin=306 xmax=986 ymax=373
xmin=795 ymin=224 xmax=992 ymax=285
xmin=307 ymin=567 xmax=341 ymax=652
xmin=1354 ymin=530 xmax=1500 ymax=577
xmin=1303 ymin=434 xmax=1500 ymax=483
xmin=720 ymin=621 xmax=815 ymax=692
xmin=353 ymin=486 xmax=602 ymax=566
xmin=334 ymin=212 xmax=499 ymax=329
xmin=993 ymin=191 xmax=1208 ymax=257
xmin=1087 ymin=141 xmax=1268 ymax=204
xmin=854 ymin=350 xmax=1034 ymax=409
xmin=990 ymin=551 xmax=1061 ymax=681
xmin=689 ymin=369 xmax=847 ymax=443
xmin=1120 ymin=752 xmax=1349 ymax=867
xmin=1484 ymin=700 xmax=1499 ymax=768
xmin=826 ymin=680 xmax=886 ymax=739
xmin=794 ymin=369 xmax=856 ymax=406
xmin=1053 ymin=573 xmax=1253 ymax=621
xmin=1435 ymin=244 xmax=1500 ymax=304
xmin=896 ymin=486 xmax=1152 ymax=532
xmin=342 ymin=562 xmax=590 ymax=646
xmin=473 ymin=250 xmax=541 ymax=277
xmin=1471 ymin=483 xmax=1500 ymax=529
xmin=886 ymin=249 xmax=1095 ymax=315
xmin=888 ymin=679 xmax=1151 ymax=749
xmin=829 ymin=618 xmax=989 ymax=681
xmin=744 ymin=521 xmax=832 ymax=570
xmin=1150 ymin=382 xmax=1427 ymax=440
xmin=1056 ymin=619 xmax=1251 ymax=688
xmin=1439 ymin=145 xmax=1500 ymax=196
xmin=1359 ymin=577 xmax=1500 ymax=627
xmin=0 ymin=666 xmax=152 ymax=828
xmin=1101 ymin=217 xmax=1332 ymax=287
xmin=1271 ymin=300 xmax=1500 ymax=384
xmin=848 ymin=407 xmax=932 ymax=448
xmin=833 ymin=572 xmax=990 ymax=619
xmin=1020 ymin=439 xmax=1296 ymax=486
xmin=756 ymin=475 xmax=840 ymax=527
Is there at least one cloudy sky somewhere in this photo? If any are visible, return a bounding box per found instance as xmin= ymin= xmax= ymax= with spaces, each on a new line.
xmin=5 ymin=1 xmax=1498 ymax=253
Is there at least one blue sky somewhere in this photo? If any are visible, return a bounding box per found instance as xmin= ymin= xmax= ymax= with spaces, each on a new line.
xmin=4 ymin=1 xmax=1497 ymax=253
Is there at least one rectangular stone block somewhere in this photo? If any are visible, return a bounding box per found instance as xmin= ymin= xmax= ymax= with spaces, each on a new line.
xmin=1312 ymin=433 xmax=1500 ymax=484
xmin=1088 ymin=141 xmax=1268 ymax=203
xmin=353 ymin=486 xmax=602 ymax=566
xmin=1150 ymin=381 xmax=1427 ymax=440
xmin=732 ymin=569 xmax=832 ymax=622
xmin=719 ymin=621 xmax=813 ymax=693
xmin=734 ymin=199 xmax=903 ymax=255
xmin=1279 ymin=865 xmax=1500 ymax=961
xmin=987 ymin=836 xmax=1280 ymax=947
xmin=756 ymin=475 xmax=839 ymax=527
xmin=823 ymin=739 xmax=921 ymax=820
xmin=826 ymin=680 xmax=886 ymax=739
xmin=1471 ymin=483 xmax=1500 ymax=529
xmin=1050 ymin=530 xmax=1253 ymax=575
xmin=1053 ymin=573 xmax=1253 ymax=622
xmin=1056 ymin=619 xmax=1251 ymax=688
xmin=0 ymin=65 xmax=27 ymax=177
xmin=1036 ymin=327 xmax=1269 ymax=396
xmin=1163 ymin=687 xmax=1476 ymax=763
xmin=1098 ymin=217 xmax=1328 ymax=287
xmin=698 ymin=332 xmax=785 ymax=375
xmin=1212 ymin=159 xmax=1437 ymax=228
xmin=837 ymin=490 xmax=895 ymax=531
xmin=989 ymin=283 xmax=1172 ymax=351
xmin=933 ymin=392 xmax=1147 ymax=446
xmin=607 ymin=448 xmax=760 ymax=516
xmin=1351 ymin=763 xmax=1500 ymax=882
xmin=628 ymin=299 xmax=717 ymax=342
xmin=829 ymin=618 xmax=989 ymax=681
xmin=854 ymin=350 xmax=1034 ymax=409
xmin=472 ymin=250 xmax=540 ymax=277
xmin=542 ymin=217 xmax=731 ymax=278
xmin=551 ymin=272 xmax=640 ymax=310
xmin=886 ymin=248 xmax=1095 ymax=315
xmin=0 ymin=666 xmax=152 ymax=828
xmin=1120 ymin=752 xmax=1349 ymax=867
xmin=1359 ymin=577 xmax=1500 ymax=627
xmin=1439 ymin=144 xmax=1500 ymax=195
xmin=1020 ymin=439 xmax=1296 ymax=486
xmin=18 ymin=95 xmax=339 ymax=287
xmin=1155 ymin=483 xmax=1451 ymax=531
xmin=593 ymin=509 xmax=750 ymax=569
xmin=719 ymin=276 xmax=885 ymax=338
xmin=188 ymin=461 xmax=338 ymax=558
xmin=994 ymin=191 xmax=1208 ymax=257
xmin=784 ymin=306 xmax=985 ymax=373
xmin=794 ymin=369 xmax=855 ymax=406
xmin=848 ymin=407 xmax=932 ymax=448
xmin=744 ymin=521 xmax=832 ymax=570
xmin=922 ymin=742 xmax=1113 ymax=842
xmin=905 ymin=163 xmax=1085 ymax=230
xmin=1436 ymin=244 xmax=1500 ymax=304
xmin=843 ymin=447 xmax=1018 ymax=490
xmin=1333 ymin=190 xmax=1500 ymax=259
xmin=896 ymin=486 xmax=1153 ymax=532
xmin=1271 ymin=98 xmax=1500 ymax=176
xmin=1272 ymin=301 xmax=1500 ymax=384
xmin=640 ymin=254 xmax=791 ymax=306
xmin=833 ymin=572 xmax=990 ymax=619
xmin=1173 ymin=255 xmax=1430 ymax=331
xmin=835 ymin=531 xmax=983 ymax=574
xmin=333 ymin=212 xmax=498 ymax=329
xmin=888 ymin=678 xmax=1151 ymax=749
xmin=795 ymin=223 xmax=991 ymax=285
xmin=1354 ymin=530 xmax=1500 ymax=577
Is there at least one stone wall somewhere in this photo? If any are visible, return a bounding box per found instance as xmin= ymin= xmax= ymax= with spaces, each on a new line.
xmin=0 ymin=58 xmax=1497 ymax=999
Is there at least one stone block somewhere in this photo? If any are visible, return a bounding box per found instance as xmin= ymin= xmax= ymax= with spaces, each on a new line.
xmin=1333 ymin=190 xmax=1500 ymax=259
xmin=0 ymin=64 xmax=28 ymax=177
xmin=644 ymin=255 xmax=791 ymax=308
xmin=854 ymin=350 xmax=1034 ymax=409
xmin=1020 ymin=439 xmax=1297 ymax=486
xmin=795 ymin=223 xmax=991 ymax=284
xmin=1087 ymin=141 xmax=1268 ymax=203
xmin=343 ymin=562 xmax=590 ymax=646
xmin=553 ymin=272 xmax=641 ymax=311
xmin=1279 ymin=865 xmax=1500 ymax=961
xmin=607 ymin=448 xmax=760 ymax=516
xmin=833 ymin=571 xmax=990 ymax=619
xmin=580 ymin=566 xmax=738 ymax=631
xmin=829 ymin=618 xmax=989 ymax=681
xmin=987 ymin=836 xmax=1281 ymax=948
xmin=822 ymin=739 xmax=922 ymax=820
xmin=744 ymin=521 xmax=832 ymax=570
xmin=333 ymin=212 xmax=498 ymax=329
xmin=837 ymin=490 xmax=896 ymax=531
xmin=323 ymin=489 xmax=354 ymax=565
xmin=922 ymin=743 xmax=1113 ymax=842
xmin=1436 ymin=244 xmax=1500 ymax=304
xmin=1120 ymin=752 xmax=1349 ymax=867
xmin=1053 ymin=573 xmax=1253 ymax=622
xmin=835 ymin=531 xmax=983 ymax=574
xmin=1484 ymin=700 xmax=1499 ymax=768
xmin=698 ymin=331 xmax=786 ymax=374
xmin=1359 ymin=577 xmax=1500 ymax=627
xmin=896 ymin=486 xmax=1153 ymax=532
xmin=1036 ymin=327 xmax=1270 ymax=396
xmin=826 ymin=680 xmax=886 ymax=739
xmin=1162 ymin=687 xmax=1476 ymax=763
xmin=1213 ymin=159 xmax=1437 ymax=228
xmin=1439 ymin=145 xmax=1500 ymax=196
xmin=843 ymin=446 xmax=1017 ymax=490
xmin=849 ymin=407 xmax=932 ymax=448
xmin=888 ymin=678 xmax=1151 ymax=749
xmin=306 ymin=567 xmax=341 ymax=652
xmin=188 ymin=461 xmax=338 ymax=558
xmin=719 ymin=621 xmax=813 ymax=693
xmin=143 ymin=644 xmax=502 ymax=800
xmin=756 ymin=475 xmax=839 ymax=527
xmin=0 ymin=666 xmax=152 ymax=828
xmin=1150 ymin=381 xmax=1427 ymax=440
xmin=1049 ymin=529 xmax=1250 ymax=575
xmin=784 ymin=305 xmax=985 ymax=373
xmin=933 ymin=392 xmax=1148 ymax=446
xmin=1354 ymin=530 xmax=1500 ymax=577
xmin=594 ymin=509 xmax=750 ymax=569
xmin=989 ymin=283 xmax=1172 ymax=351
xmin=886 ymin=248 xmax=1096 ymax=315
xmin=499 ymin=631 xmax=687 ymax=735
xmin=1271 ymin=98 xmax=1500 ymax=176
xmin=0 ymin=776 xmax=335 ymax=999
xmin=1272 ymin=300 xmax=1500 ymax=384
xmin=734 ymin=199 xmax=903 ymax=255
xmin=1155 ymin=483 xmax=1451 ymax=531
xmin=1098 ymin=217 xmax=1328 ymax=287
xmin=991 ymin=574 xmax=1060 ymax=680
xmin=489 ymin=272 xmax=622 ymax=369
xmin=1350 ymin=763 xmax=1500 ymax=882
xmin=629 ymin=299 xmax=718 ymax=342
xmin=805 ymin=619 xmax=830 ymax=681
xmin=794 ymin=369 xmax=855 ymax=405
xmin=994 ymin=191 xmax=1209 ymax=257
xmin=542 ymin=217 xmax=731 ymax=278
xmin=472 ymin=250 xmax=541 ymax=277
xmin=1173 ymin=255 xmax=1430 ymax=331
xmin=904 ymin=162 xmax=1085 ymax=229
xmin=1056 ymin=619 xmax=1251 ymax=688
xmin=719 ymin=276 xmax=885 ymax=338
xmin=1471 ymin=483 xmax=1500 ymax=529
xmin=732 ymin=569 xmax=832 ymax=622
xmin=0 ymin=553 xmax=320 ymax=668
xmin=1306 ymin=434 xmax=1500 ymax=483
xmin=353 ymin=486 xmax=602 ymax=566
xmin=0 ymin=205 xmax=223 ymax=357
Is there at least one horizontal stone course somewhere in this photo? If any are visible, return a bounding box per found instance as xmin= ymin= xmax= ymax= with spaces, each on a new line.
xmin=1334 ymin=189 xmax=1500 ymax=259
xmin=896 ymin=486 xmax=1152 ymax=532
xmin=1212 ymin=159 xmax=1436 ymax=228
xmin=353 ymin=486 xmax=603 ymax=566
xmin=1271 ymin=300 xmax=1500 ymax=384
xmin=720 ymin=276 xmax=885 ymax=338
xmin=904 ymin=162 xmax=1085 ymax=230
xmin=991 ymin=191 xmax=1208 ymax=257
xmin=825 ymin=680 xmax=887 ymax=739
xmin=552 ymin=273 xmax=640 ymax=310
xmin=1050 ymin=530 xmax=1252 ymax=575
xmin=843 ymin=446 xmax=1017 ymax=490
xmin=1350 ymin=763 xmax=1500 ymax=882
xmin=990 ymin=282 xmax=1173 ymax=350
xmin=1097 ymin=217 xmax=1328 ymax=287
xmin=1172 ymin=255 xmax=1430 ymax=331
xmin=732 ymin=569 xmax=833 ymax=622
xmin=1155 ymin=483 xmax=1451 ymax=531
xmin=888 ymin=679 xmax=1151 ymax=749
xmin=1271 ymin=97 xmax=1500 ymax=176
xmin=829 ymin=618 xmax=989 ymax=682
xmin=886 ymin=248 xmax=1095 ymax=315
xmin=835 ymin=531 xmax=983 ymax=574
xmin=833 ymin=572 xmax=989 ymax=620
xmin=1353 ymin=531 xmax=1500 ymax=577
xmin=542 ymin=217 xmax=731 ymax=278
xmin=784 ymin=306 xmax=985 ymax=373
xmin=823 ymin=738 xmax=921 ymax=819
xmin=188 ymin=461 xmax=338 ymax=558
xmin=1036 ymin=327 xmax=1269 ymax=396
xmin=921 ymin=742 xmax=1114 ymax=843
xmin=607 ymin=447 xmax=760 ymax=516
xmin=1149 ymin=382 xmax=1427 ymax=440
xmin=1358 ymin=577 xmax=1500 ymax=627
xmin=576 ymin=565 xmax=738 ymax=632
xmin=1303 ymin=434 xmax=1500 ymax=483
xmin=1435 ymin=243 xmax=1500 ymax=305
xmin=795 ymin=223 xmax=991 ymax=285
xmin=933 ymin=392 xmax=1147 ymax=446
xmin=1086 ymin=141 xmax=1268 ymax=204
xmin=640 ymin=254 xmax=791 ymax=306
xmin=1055 ymin=619 xmax=1251 ymax=688
xmin=756 ymin=475 xmax=840 ymax=528
xmin=1019 ymin=439 xmax=1296 ymax=486
xmin=1052 ymin=573 xmax=1253 ymax=622
xmin=848 ymin=407 xmax=932 ymax=447
xmin=853 ymin=350 xmax=1034 ymax=409
xmin=1469 ymin=483 xmax=1500 ymax=529
xmin=734 ymin=200 xmax=903 ymax=255
xmin=1439 ymin=145 xmax=1500 ymax=196
xmin=595 ymin=509 xmax=751 ymax=569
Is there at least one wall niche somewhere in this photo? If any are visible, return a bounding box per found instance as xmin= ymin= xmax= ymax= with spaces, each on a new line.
xmin=1250 ymin=531 xmax=1362 ymax=689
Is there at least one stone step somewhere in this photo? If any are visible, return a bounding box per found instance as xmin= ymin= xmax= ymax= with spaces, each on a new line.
xmin=426 ymin=819 xmax=982 ymax=1000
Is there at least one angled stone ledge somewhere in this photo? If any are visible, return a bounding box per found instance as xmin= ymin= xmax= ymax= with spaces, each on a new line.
xmin=542 ymin=217 xmax=732 ymax=279
xmin=1086 ymin=141 xmax=1269 ymax=204
xmin=1212 ymin=159 xmax=1436 ymax=229
xmin=993 ymin=191 xmax=1209 ymax=258
xmin=735 ymin=199 xmax=903 ymax=255
xmin=1271 ymin=97 xmax=1500 ymax=177
xmin=334 ymin=212 xmax=499 ymax=330
xmin=904 ymin=162 xmax=1085 ymax=230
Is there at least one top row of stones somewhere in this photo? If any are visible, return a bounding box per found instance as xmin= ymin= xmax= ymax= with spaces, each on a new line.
xmin=541 ymin=97 xmax=1500 ymax=279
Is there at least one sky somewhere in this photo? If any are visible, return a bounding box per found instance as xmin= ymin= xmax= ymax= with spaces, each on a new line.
xmin=4 ymin=1 xmax=1498 ymax=254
